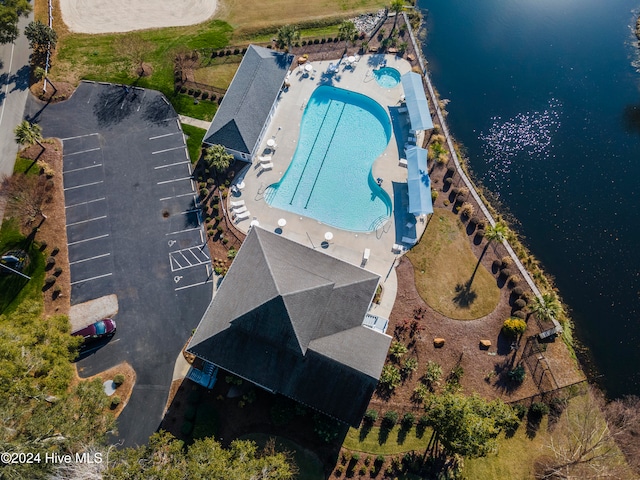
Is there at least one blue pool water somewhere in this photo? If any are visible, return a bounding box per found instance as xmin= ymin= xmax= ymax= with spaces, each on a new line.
xmin=265 ymin=85 xmax=392 ymax=232
xmin=374 ymin=67 xmax=401 ymax=88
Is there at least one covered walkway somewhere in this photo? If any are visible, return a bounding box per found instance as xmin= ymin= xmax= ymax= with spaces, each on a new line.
xmin=406 ymin=146 xmax=433 ymax=216
xmin=401 ymin=72 xmax=434 ymax=131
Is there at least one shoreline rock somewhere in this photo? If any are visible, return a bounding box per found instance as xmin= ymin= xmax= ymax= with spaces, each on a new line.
xmin=636 ymin=15 xmax=640 ymax=42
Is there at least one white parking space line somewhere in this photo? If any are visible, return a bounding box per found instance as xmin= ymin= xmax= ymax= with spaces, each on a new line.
xmin=66 ymin=215 xmax=107 ymax=227
xmin=69 ymin=253 xmax=111 ymax=265
xmin=70 ymin=272 xmax=113 ymax=286
xmin=175 ymin=279 xmax=213 ymax=292
xmin=157 ymin=177 xmax=191 ymax=185
xmin=149 ymin=132 xmax=181 ymax=140
xmin=68 ymin=233 xmax=109 ymax=246
xmin=165 ymin=227 xmax=200 ymax=236
xmin=154 ymin=161 xmax=190 ymax=169
xmin=63 ymin=147 xmax=101 ymax=157
xmin=159 ymin=192 xmax=196 ymax=202
xmin=152 ymin=146 xmax=185 ymax=155
xmin=64 ymin=163 xmax=103 ymax=174
xmin=64 ymin=180 xmax=103 ymax=191
xmin=66 ymin=197 xmax=106 ymax=209
xmin=61 ymin=133 xmax=99 ymax=141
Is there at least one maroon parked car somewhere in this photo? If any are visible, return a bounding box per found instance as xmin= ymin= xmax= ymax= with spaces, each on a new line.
xmin=72 ymin=318 xmax=116 ymax=344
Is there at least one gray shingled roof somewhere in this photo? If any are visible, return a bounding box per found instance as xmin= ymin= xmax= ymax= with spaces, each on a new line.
xmin=187 ymin=227 xmax=391 ymax=426
xmin=203 ymin=45 xmax=293 ymax=155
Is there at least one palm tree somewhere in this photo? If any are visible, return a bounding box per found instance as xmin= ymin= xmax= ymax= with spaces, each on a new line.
xmin=275 ymin=24 xmax=300 ymax=52
xmin=14 ymin=120 xmax=45 ymax=153
xmin=389 ymin=0 xmax=405 ymax=32
xmin=530 ymin=293 xmax=563 ymax=323
xmin=204 ymin=144 xmax=233 ymax=175
xmin=467 ymin=221 xmax=508 ymax=287
xmin=338 ymin=20 xmax=358 ymax=54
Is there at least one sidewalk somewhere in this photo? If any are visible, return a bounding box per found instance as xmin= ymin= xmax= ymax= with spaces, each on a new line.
xmin=178 ymin=114 xmax=211 ymax=131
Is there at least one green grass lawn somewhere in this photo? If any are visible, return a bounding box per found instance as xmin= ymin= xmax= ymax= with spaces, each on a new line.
xmin=343 ymin=424 xmax=433 ymax=455
xmin=0 ymin=219 xmax=45 ymax=314
xmin=181 ymin=124 xmax=207 ymax=163
xmin=239 ymin=433 xmax=324 ymax=480
xmin=193 ymin=61 xmax=242 ymax=91
xmin=406 ymin=208 xmax=500 ymax=320
xmin=52 ymin=20 xmax=232 ymax=120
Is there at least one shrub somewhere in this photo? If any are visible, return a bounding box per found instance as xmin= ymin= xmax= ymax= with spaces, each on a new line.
xmin=200 ymin=188 xmax=209 ymax=197
xmin=301 ymin=40 xmax=307 ymax=46
xmin=113 ymin=374 xmax=125 ymax=386
xmin=352 ymin=453 xmax=360 ymax=462
xmin=52 ymin=286 xmax=62 ymax=296
xmin=508 ymin=365 xmax=526 ymax=384
xmin=313 ymin=38 xmax=320 ymax=44
xmin=502 ymin=317 xmax=527 ymax=337
xmin=46 ymin=256 xmax=56 ymax=268
xmin=513 ymin=286 xmax=524 ymax=296
xmin=459 ymin=202 xmax=474 ymax=218
xmin=500 ymin=267 xmax=514 ymax=278
xmin=382 ymin=410 xmax=398 ymax=428
xmin=110 ymin=396 xmax=121 ymax=408
xmin=313 ymin=413 xmax=341 ymax=443
xmin=530 ymin=402 xmax=550 ymax=418
xmin=401 ymin=357 xmax=418 ymax=377
xmin=444 ymin=177 xmax=453 ymax=185
xmin=512 ymin=310 xmax=527 ymax=319
xmin=512 ymin=403 xmax=527 ymax=419
xmin=320 ymin=37 xmax=326 ymax=44
xmin=401 ymin=412 xmax=415 ymax=429
xmin=492 ymin=259 xmax=502 ymax=270
xmin=423 ymin=361 xmax=442 ymax=389
xmin=501 ymin=256 xmax=513 ymax=268
xmin=514 ymin=298 xmax=527 ymax=310
xmin=44 ymin=275 xmax=56 ymax=286
xmin=201 ymin=92 xmax=209 ymax=100
xmin=375 ymin=454 xmax=385 ymax=465
xmin=476 ymin=228 xmax=485 ymax=238
xmin=363 ymin=409 xmax=378 ymax=424
xmin=379 ymin=364 xmax=401 ymax=390
xmin=508 ymin=274 xmax=521 ymax=287
xmin=334 ymin=465 xmax=343 ymax=476
xmin=359 ymin=465 xmax=367 ymax=475
xmin=389 ymin=341 xmax=408 ymax=361
xmin=54 ymin=266 xmax=62 ymax=276
xmin=431 ymin=189 xmax=438 ymax=201
xmin=51 ymin=246 xmax=60 ymax=255
xmin=233 ymin=48 xmax=240 ymax=55
xmin=412 ymin=383 xmax=429 ymax=403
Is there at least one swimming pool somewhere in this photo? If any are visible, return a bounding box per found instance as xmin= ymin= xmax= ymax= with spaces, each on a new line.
xmin=265 ymin=85 xmax=392 ymax=232
xmin=374 ymin=67 xmax=401 ymax=88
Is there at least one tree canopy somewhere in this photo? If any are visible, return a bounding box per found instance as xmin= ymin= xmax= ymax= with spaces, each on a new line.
xmin=424 ymin=392 xmax=519 ymax=458
xmin=203 ymin=144 xmax=233 ymax=174
xmin=0 ymin=0 xmax=32 ymax=44
xmin=0 ymin=300 xmax=115 ymax=478
xmin=338 ymin=21 xmax=358 ymax=52
xmin=275 ymin=24 xmax=300 ymax=52
xmin=104 ymin=431 xmax=296 ymax=480
xmin=24 ymin=19 xmax=57 ymax=54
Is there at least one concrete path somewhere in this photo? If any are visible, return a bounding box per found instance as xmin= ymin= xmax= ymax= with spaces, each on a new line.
xmin=178 ymin=114 xmax=210 ymax=131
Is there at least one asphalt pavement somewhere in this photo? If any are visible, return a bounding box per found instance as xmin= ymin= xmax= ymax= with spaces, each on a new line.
xmin=0 ymin=14 xmax=33 ymax=221
xmin=24 ymin=82 xmax=213 ymax=446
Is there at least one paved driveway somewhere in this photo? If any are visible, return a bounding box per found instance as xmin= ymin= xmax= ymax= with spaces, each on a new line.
xmin=25 ymin=82 xmax=213 ymax=446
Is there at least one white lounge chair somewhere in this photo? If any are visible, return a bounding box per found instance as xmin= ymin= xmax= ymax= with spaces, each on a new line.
xmin=363 ymin=248 xmax=371 ymax=262
xmin=402 ymin=236 xmax=417 ymax=245
xmin=392 ymin=243 xmax=405 ymax=254
xmin=235 ymin=210 xmax=250 ymax=222
xmin=259 ymin=155 xmax=272 ymax=163
xmin=260 ymin=162 xmax=274 ymax=172
xmin=233 ymin=206 xmax=248 ymax=215
xmin=398 ymin=106 xmax=408 ymax=113
xmin=354 ymin=54 xmax=360 ymax=63
xmin=399 ymin=158 xmax=408 ymax=167
xmin=230 ymin=200 xmax=245 ymax=209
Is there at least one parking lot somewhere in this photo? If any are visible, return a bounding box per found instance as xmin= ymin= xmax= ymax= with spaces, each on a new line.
xmin=25 ymin=82 xmax=213 ymax=446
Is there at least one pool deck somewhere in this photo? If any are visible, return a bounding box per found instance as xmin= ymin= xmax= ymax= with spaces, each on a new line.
xmin=228 ymin=54 xmax=428 ymax=319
